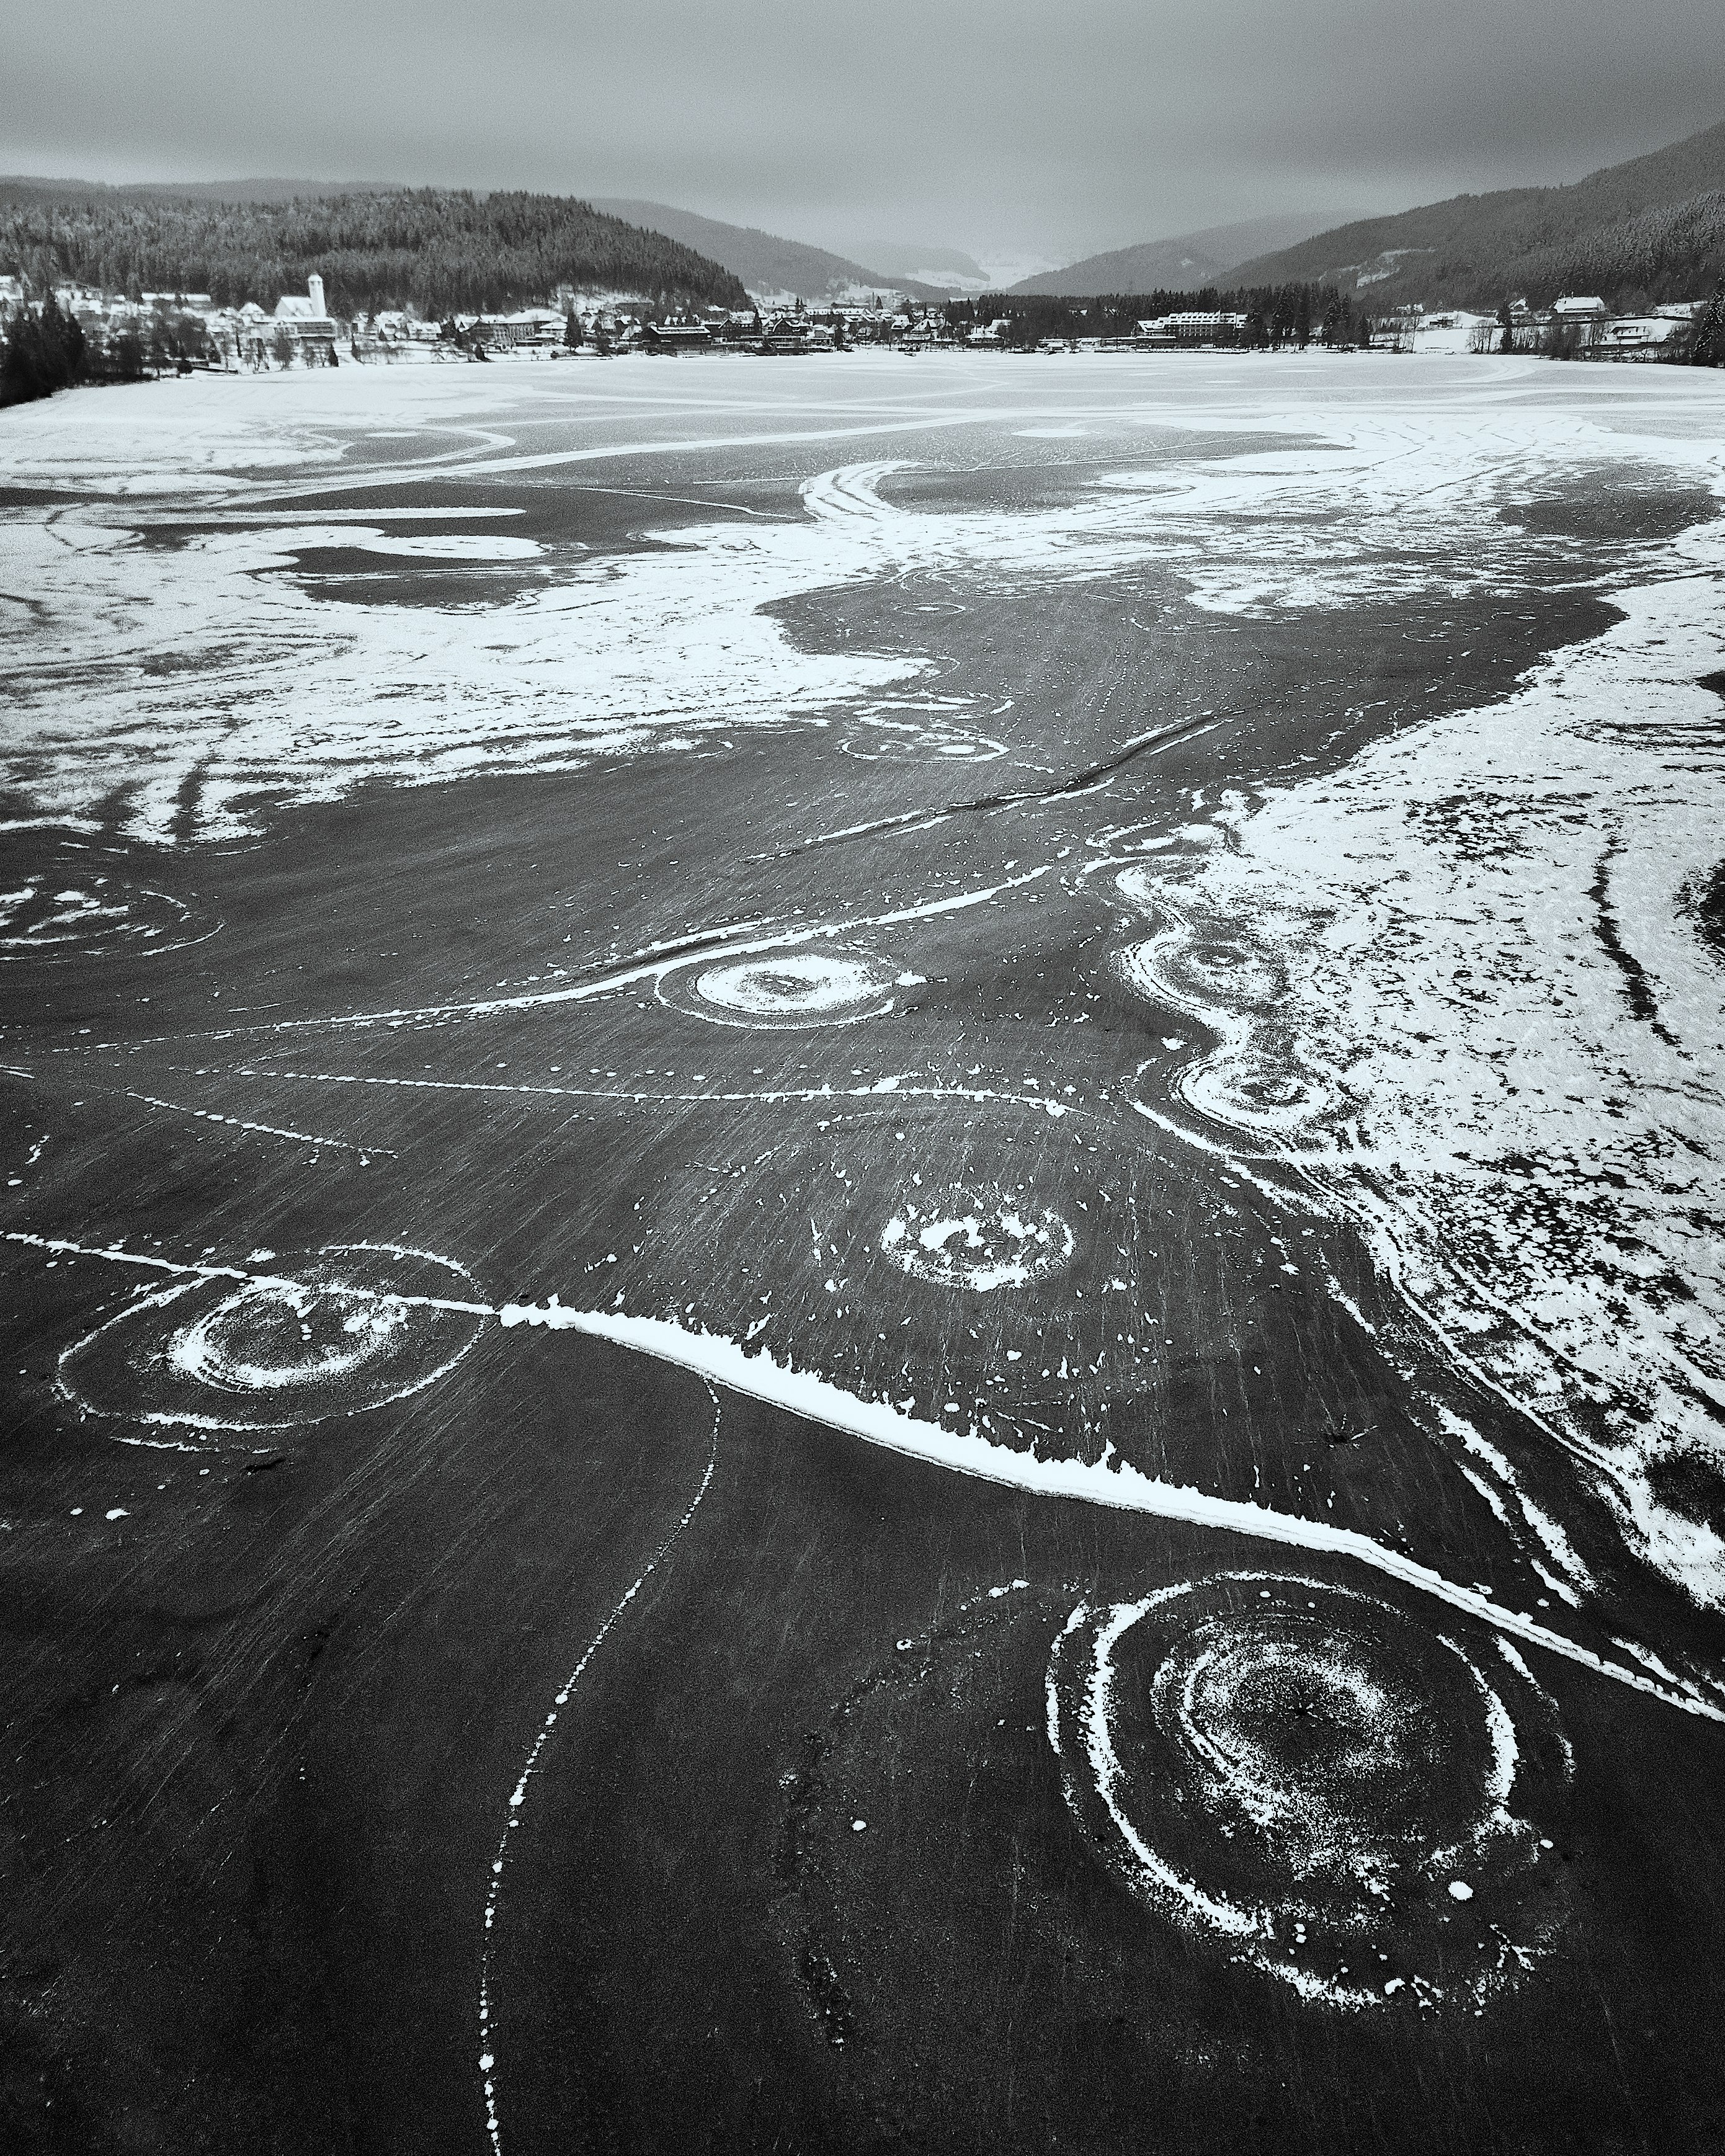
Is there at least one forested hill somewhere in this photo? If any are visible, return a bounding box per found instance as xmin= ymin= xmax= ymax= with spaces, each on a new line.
xmin=0 ymin=187 xmax=750 ymax=314
xmin=1223 ymin=119 xmax=1725 ymax=310
xmin=1008 ymin=212 xmax=1340 ymax=298
xmin=0 ymin=177 xmax=410 ymax=203
xmin=589 ymin=198 xmax=945 ymax=302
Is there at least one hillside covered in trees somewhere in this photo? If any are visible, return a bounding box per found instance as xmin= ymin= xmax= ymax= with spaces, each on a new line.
xmin=1499 ymin=192 xmax=1725 ymax=313
xmin=0 ymin=186 xmax=749 ymax=315
xmin=1224 ymin=119 xmax=1725 ymax=311
xmin=589 ymin=198 xmax=945 ymax=303
xmin=1007 ymin=212 xmax=1342 ymax=298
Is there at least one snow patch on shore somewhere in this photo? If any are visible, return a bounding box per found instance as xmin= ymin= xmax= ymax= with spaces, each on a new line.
xmin=1125 ymin=541 xmax=1725 ymax=1608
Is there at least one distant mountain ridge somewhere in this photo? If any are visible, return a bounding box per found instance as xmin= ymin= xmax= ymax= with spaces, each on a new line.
xmin=0 ymin=176 xmax=412 ymax=205
xmin=861 ymin=244 xmax=986 ymax=279
xmin=588 ymin=199 xmax=945 ymax=302
xmin=1009 ymin=212 xmax=1347 ymax=296
xmin=1225 ymin=120 xmax=1725 ymax=308
xmin=0 ymin=186 xmax=749 ymax=315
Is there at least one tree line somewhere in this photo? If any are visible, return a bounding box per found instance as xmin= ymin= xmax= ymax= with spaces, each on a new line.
xmin=942 ymin=284 xmax=1375 ymax=347
xmin=947 ymin=277 xmax=1725 ymax=362
xmin=0 ymin=187 xmax=749 ymax=317
xmin=6 ymin=268 xmax=1719 ymax=411
xmin=0 ymin=292 xmax=154 ymax=407
xmin=1694 ymin=283 xmax=1725 ymax=364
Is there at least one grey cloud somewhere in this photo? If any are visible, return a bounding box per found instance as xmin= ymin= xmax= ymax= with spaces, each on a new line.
xmin=4 ymin=0 xmax=1721 ymax=261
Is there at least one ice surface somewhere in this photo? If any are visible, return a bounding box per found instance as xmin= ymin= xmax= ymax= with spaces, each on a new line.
xmin=6 ymin=354 xmax=1721 ymax=845
xmin=9 ymin=359 xmax=1725 ymax=2087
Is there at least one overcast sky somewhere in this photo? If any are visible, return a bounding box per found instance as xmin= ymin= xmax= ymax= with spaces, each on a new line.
xmin=5 ymin=0 xmax=1722 ymax=265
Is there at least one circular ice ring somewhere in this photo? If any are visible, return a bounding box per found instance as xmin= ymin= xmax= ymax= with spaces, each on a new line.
xmin=1047 ymin=1573 xmax=1569 ymax=2010
xmin=57 ymin=1242 xmax=484 ymax=1440
xmin=665 ymin=948 xmax=898 ymax=1029
xmin=0 ymin=875 xmax=217 ymax=963
xmin=880 ymin=1190 xmax=1075 ymax=1291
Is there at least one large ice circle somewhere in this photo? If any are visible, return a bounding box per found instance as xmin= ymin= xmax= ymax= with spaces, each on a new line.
xmin=166 ymin=1279 xmax=411 ymax=1393
xmin=839 ymin=724 xmax=1007 ymax=764
xmin=1047 ymin=1574 xmax=1571 ymax=2010
xmin=880 ymin=1187 xmax=1075 ymax=1291
xmin=668 ymin=949 xmax=897 ymax=1028
xmin=58 ymin=1243 xmax=484 ymax=1440
xmin=0 ymin=871 xmax=213 ymax=962
xmin=1164 ymin=1045 xmax=1340 ymax=1142
xmin=1120 ymin=931 xmax=1285 ymax=1015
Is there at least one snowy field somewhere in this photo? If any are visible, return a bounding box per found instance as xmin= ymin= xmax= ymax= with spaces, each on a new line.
xmin=3 ymin=349 xmax=1724 ymax=2150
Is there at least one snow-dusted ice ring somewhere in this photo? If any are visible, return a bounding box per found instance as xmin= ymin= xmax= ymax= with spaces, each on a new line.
xmin=1048 ymin=1574 xmax=1570 ymax=2010
xmin=1169 ymin=1047 xmax=1340 ymax=1139
xmin=664 ymin=948 xmax=897 ymax=1029
xmin=880 ymin=1187 xmax=1075 ymax=1291
xmin=0 ymin=873 xmax=215 ymax=962
xmin=838 ymin=726 xmax=1007 ymax=764
xmin=1121 ymin=931 xmax=1286 ymax=1015
xmin=57 ymin=1243 xmax=484 ymax=1441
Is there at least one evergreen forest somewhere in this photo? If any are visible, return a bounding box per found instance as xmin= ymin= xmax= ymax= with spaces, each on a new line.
xmin=0 ymin=187 xmax=750 ymax=317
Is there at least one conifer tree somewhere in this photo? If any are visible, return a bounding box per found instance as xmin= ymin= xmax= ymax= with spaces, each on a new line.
xmin=0 ymin=292 xmax=87 ymax=406
xmin=1691 ymin=281 xmax=1725 ymax=366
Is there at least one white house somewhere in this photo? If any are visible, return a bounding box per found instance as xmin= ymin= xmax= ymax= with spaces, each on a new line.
xmin=473 ymin=307 xmax=564 ymax=350
xmin=1134 ymin=311 xmax=1247 ymax=346
xmin=1587 ymin=314 xmax=1687 ymax=355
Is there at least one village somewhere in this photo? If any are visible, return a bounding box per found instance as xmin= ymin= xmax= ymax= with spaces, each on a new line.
xmin=0 ymin=265 xmax=1715 ymax=377
xmin=0 ymin=272 xmax=968 ymax=370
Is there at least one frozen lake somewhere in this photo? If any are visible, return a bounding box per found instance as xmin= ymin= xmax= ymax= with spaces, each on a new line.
xmin=3 ymin=349 xmax=1724 ymax=2152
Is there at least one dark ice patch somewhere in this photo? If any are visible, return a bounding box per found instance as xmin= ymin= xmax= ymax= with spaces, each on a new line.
xmin=1502 ymin=481 xmax=1718 ymax=544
